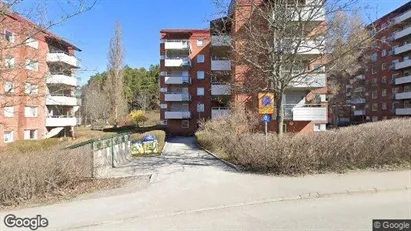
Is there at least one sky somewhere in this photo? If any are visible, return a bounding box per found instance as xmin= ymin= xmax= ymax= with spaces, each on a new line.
xmin=18 ymin=0 xmax=411 ymax=84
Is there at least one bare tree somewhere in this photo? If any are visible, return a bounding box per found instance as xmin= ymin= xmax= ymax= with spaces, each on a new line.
xmin=213 ymin=0 xmax=375 ymax=136
xmin=82 ymin=82 xmax=110 ymax=128
xmin=105 ymin=21 xmax=127 ymax=125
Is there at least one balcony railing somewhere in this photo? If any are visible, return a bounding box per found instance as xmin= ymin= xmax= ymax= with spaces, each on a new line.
xmin=286 ymin=6 xmax=326 ymax=21
xmin=46 ymin=95 xmax=77 ymax=106
xmin=394 ymin=9 xmax=411 ymax=24
xmin=394 ymin=43 xmax=411 ymax=55
xmin=164 ymin=40 xmax=190 ymax=50
xmin=46 ymin=74 xmax=77 ymax=86
xmin=211 ymin=60 xmax=231 ymax=71
xmin=289 ymin=73 xmax=326 ymax=88
xmin=350 ymin=98 xmax=366 ymax=104
xmin=164 ymin=76 xmax=191 ymax=85
xmin=46 ymin=116 xmax=77 ymax=127
xmin=47 ymin=53 xmax=80 ymax=68
xmin=164 ymin=111 xmax=191 ymax=119
xmin=395 ymin=108 xmax=411 ymax=115
xmin=284 ymin=104 xmax=327 ymax=121
xmin=211 ymin=107 xmax=230 ymax=119
xmin=211 ymin=36 xmax=231 ymax=46
xmin=395 ymin=91 xmax=411 ymax=100
xmin=395 ymin=75 xmax=411 ymax=85
xmin=395 ymin=59 xmax=411 ymax=70
xmin=394 ymin=26 xmax=411 ymax=40
xmin=164 ymin=57 xmax=191 ymax=67
xmin=164 ymin=93 xmax=191 ymax=102
xmin=211 ymin=83 xmax=231 ymax=95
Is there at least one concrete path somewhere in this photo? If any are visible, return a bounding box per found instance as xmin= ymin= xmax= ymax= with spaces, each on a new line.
xmin=0 ymin=137 xmax=410 ymax=230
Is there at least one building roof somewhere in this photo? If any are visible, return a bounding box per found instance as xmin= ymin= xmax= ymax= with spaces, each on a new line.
xmin=7 ymin=11 xmax=81 ymax=51
xmin=370 ymin=1 xmax=411 ymax=25
xmin=160 ymin=29 xmax=210 ymax=34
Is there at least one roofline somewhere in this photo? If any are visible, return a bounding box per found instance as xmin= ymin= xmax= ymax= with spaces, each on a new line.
xmin=160 ymin=29 xmax=210 ymax=34
xmin=368 ymin=1 xmax=411 ymax=26
xmin=7 ymin=11 xmax=81 ymax=51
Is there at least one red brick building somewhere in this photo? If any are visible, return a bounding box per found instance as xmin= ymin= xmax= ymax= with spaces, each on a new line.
xmin=0 ymin=9 xmax=80 ymax=146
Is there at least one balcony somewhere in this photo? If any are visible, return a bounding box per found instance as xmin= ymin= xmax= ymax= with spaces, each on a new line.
xmin=287 ymin=6 xmax=326 ymax=22
xmin=395 ymin=108 xmax=411 ymax=115
xmin=46 ymin=95 xmax=77 ymax=106
xmin=211 ymin=83 xmax=231 ymax=95
xmin=289 ymin=73 xmax=326 ymax=88
xmin=164 ymin=93 xmax=191 ymax=102
xmin=354 ymin=110 xmax=365 ymax=116
xmin=394 ymin=43 xmax=411 ymax=55
xmin=212 ymin=107 xmax=230 ymax=119
xmin=394 ymin=9 xmax=411 ymax=24
xmin=164 ymin=40 xmax=190 ymax=50
xmin=395 ymin=75 xmax=411 ymax=85
xmin=46 ymin=74 xmax=77 ymax=86
xmin=211 ymin=36 xmax=231 ymax=46
xmin=395 ymin=91 xmax=411 ymax=100
xmin=164 ymin=111 xmax=191 ymax=119
xmin=297 ymin=41 xmax=324 ymax=55
xmin=164 ymin=76 xmax=191 ymax=85
xmin=46 ymin=53 xmax=80 ymax=68
xmin=284 ymin=104 xmax=327 ymax=121
xmin=394 ymin=26 xmax=411 ymax=40
xmin=46 ymin=116 xmax=77 ymax=127
xmin=164 ymin=57 xmax=191 ymax=67
xmin=211 ymin=60 xmax=231 ymax=71
xmin=350 ymin=98 xmax=366 ymax=104
xmin=395 ymin=59 xmax=411 ymax=70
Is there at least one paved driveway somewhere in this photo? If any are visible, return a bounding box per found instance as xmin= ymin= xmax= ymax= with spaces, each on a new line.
xmin=0 ymin=137 xmax=409 ymax=230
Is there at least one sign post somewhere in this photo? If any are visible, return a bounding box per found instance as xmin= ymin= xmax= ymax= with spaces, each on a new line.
xmin=259 ymin=92 xmax=275 ymax=146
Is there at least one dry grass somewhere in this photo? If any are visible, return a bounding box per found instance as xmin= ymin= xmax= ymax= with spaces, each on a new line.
xmin=196 ymin=105 xmax=411 ymax=175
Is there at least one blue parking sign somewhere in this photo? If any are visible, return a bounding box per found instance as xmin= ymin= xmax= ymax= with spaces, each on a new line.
xmin=262 ymin=114 xmax=271 ymax=123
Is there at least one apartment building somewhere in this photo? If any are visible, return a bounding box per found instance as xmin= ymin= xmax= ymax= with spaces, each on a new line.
xmin=160 ymin=0 xmax=328 ymax=135
xmin=0 ymin=9 xmax=80 ymax=146
xmin=343 ymin=2 xmax=411 ymax=124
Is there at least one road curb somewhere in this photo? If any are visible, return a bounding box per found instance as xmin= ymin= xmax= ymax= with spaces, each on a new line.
xmin=196 ymin=143 xmax=242 ymax=171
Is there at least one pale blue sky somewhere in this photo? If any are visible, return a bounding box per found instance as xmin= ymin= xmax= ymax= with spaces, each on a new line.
xmin=17 ymin=0 xmax=411 ymax=84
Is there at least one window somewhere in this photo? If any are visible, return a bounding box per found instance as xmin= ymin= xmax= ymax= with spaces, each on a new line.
xmin=382 ymin=76 xmax=387 ymax=83
xmin=371 ymin=67 xmax=377 ymax=74
xmin=4 ymin=81 xmax=14 ymax=93
xmin=160 ymin=104 xmax=167 ymax=109
xmin=382 ymin=102 xmax=387 ymax=110
xmin=25 ymin=60 xmax=39 ymax=71
xmin=197 ymin=103 xmax=205 ymax=112
xmin=381 ymin=63 xmax=386 ymax=70
xmin=5 ymin=57 xmax=15 ymax=68
xmin=405 ymin=70 xmax=410 ymax=76
xmin=4 ymin=30 xmax=15 ymax=43
xmin=25 ymin=83 xmax=39 ymax=95
xmin=371 ymin=53 xmax=377 ymax=62
xmin=197 ymin=87 xmax=204 ymax=96
xmin=372 ymin=103 xmax=378 ymax=111
xmin=381 ymin=37 xmax=386 ymax=43
xmin=393 ymin=87 xmax=399 ymax=93
xmin=382 ymin=89 xmax=387 ymax=97
xmin=24 ymin=129 xmax=38 ymax=140
xmin=181 ymin=120 xmax=189 ymax=128
xmin=372 ymin=91 xmax=378 ymax=99
xmin=25 ymin=37 xmax=39 ymax=49
xmin=197 ymin=71 xmax=205 ymax=80
xmin=197 ymin=39 xmax=204 ymax=47
xmin=381 ymin=50 xmax=386 ymax=57
xmin=197 ymin=54 xmax=205 ymax=63
xmin=4 ymin=131 xmax=13 ymax=143
xmin=4 ymin=107 xmax=14 ymax=117
xmin=160 ymin=87 xmax=167 ymax=93
xmin=24 ymin=106 xmax=38 ymax=117
xmin=365 ymin=104 xmax=369 ymax=109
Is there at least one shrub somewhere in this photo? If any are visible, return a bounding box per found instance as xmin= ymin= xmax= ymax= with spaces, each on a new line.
xmin=129 ymin=110 xmax=148 ymax=127
xmin=0 ymin=148 xmax=92 ymax=206
xmin=197 ymin=108 xmax=411 ymax=175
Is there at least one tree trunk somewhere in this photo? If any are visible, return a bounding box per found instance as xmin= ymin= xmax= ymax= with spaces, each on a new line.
xmin=276 ymin=92 xmax=284 ymax=137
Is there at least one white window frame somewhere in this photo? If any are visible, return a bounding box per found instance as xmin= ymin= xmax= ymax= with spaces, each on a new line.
xmin=25 ymin=37 xmax=39 ymax=49
xmin=197 ymin=71 xmax=205 ymax=80
xmin=372 ymin=91 xmax=378 ymax=99
xmin=382 ymin=89 xmax=387 ymax=97
xmin=382 ymin=102 xmax=387 ymax=110
xmin=4 ymin=131 xmax=14 ymax=143
xmin=24 ymin=106 xmax=38 ymax=117
xmin=5 ymin=56 xmax=15 ymax=68
xmin=197 ymin=39 xmax=204 ymax=47
xmin=24 ymin=129 xmax=38 ymax=140
xmin=25 ymin=83 xmax=39 ymax=95
xmin=197 ymin=54 xmax=205 ymax=63
xmin=381 ymin=50 xmax=386 ymax=57
xmin=25 ymin=59 xmax=39 ymax=71
xmin=372 ymin=103 xmax=378 ymax=112
xmin=4 ymin=106 xmax=14 ymax=118
xmin=197 ymin=87 xmax=204 ymax=96
xmin=314 ymin=124 xmax=326 ymax=132
xmin=160 ymin=104 xmax=167 ymax=109
xmin=4 ymin=81 xmax=14 ymax=93
xmin=4 ymin=30 xmax=15 ymax=43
